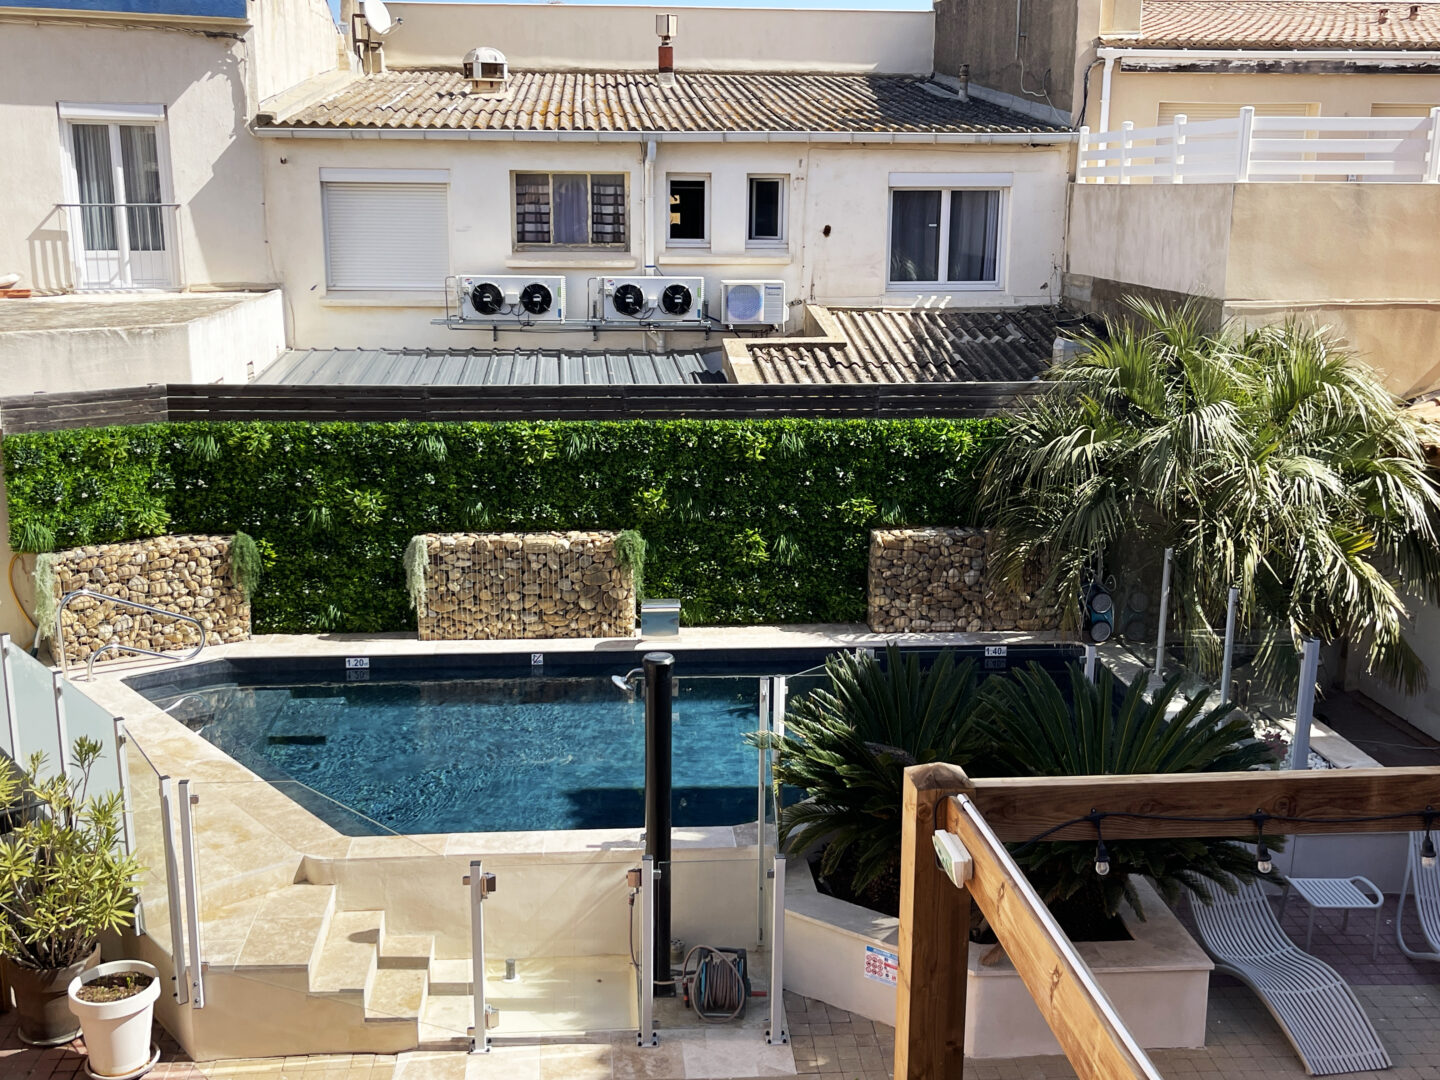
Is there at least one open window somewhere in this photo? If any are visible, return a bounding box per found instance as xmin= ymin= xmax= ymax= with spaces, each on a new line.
xmin=667 ymin=175 xmax=708 ymax=247
xmin=747 ymin=176 xmax=786 ymax=246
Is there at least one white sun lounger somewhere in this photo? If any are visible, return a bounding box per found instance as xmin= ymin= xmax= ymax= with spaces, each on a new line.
xmin=1188 ymin=881 xmax=1391 ymax=1076
xmin=1396 ymin=830 xmax=1440 ymax=962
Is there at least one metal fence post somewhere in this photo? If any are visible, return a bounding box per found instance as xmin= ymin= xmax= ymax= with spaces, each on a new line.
xmin=1290 ymin=638 xmax=1322 ymax=770
xmin=1236 ymin=106 xmax=1256 ymax=182
xmin=466 ymin=860 xmax=495 ymax=1052
xmin=1119 ymin=121 xmax=1135 ymax=184
xmin=176 ymin=779 xmax=205 ymax=1007
xmin=1220 ymin=586 xmax=1239 ymax=705
xmin=638 ymin=855 xmax=657 ymax=1048
xmin=1083 ymin=644 xmax=1098 ymax=683
xmin=0 ymin=634 xmax=19 ymax=760
xmin=52 ymin=672 xmax=70 ymax=778
xmin=1153 ymin=548 xmax=1174 ymax=680
xmin=1077 ymin=126 xmax=1091 ymax=183
xmin=157 ymin=777 xmax=190 ymax=1005
xmin=1172 ymin=113 xmax=1188 ymax=184
xmin=757 ymin=677 xmax=771 ymax=943
xmin=767 ymin=855 xmax=788 ymax=1047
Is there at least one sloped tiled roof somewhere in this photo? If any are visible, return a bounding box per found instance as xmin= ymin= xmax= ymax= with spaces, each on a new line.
xmin=264 ymin=70 xmax=1066 ymax=134
xmin=1113 ymin=0 xmax=1440 ymax=49
xmin=743 ymin=307 xmax=1077 ymax=384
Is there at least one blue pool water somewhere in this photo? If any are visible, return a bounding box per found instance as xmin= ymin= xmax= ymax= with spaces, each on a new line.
xmin=150 ymin=676 xmax=770 ymax=835
xmin=136 ymin=646 xmax=1085 ymax=837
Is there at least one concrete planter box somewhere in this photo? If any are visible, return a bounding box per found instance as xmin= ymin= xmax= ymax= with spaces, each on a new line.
xmin=784 ymin=863 xmax=1213 ymax=1057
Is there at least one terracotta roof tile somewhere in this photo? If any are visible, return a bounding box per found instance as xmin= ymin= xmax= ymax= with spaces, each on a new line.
xmin=1115 ymin=0 xmax=1440 ymax=49
xmin=744 ymin=307 xmax=1082 ymax=384
xmin=266 ymin=70 xmax=1066 ymax=134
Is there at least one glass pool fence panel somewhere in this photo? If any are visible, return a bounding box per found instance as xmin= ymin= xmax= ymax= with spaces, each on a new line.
xmin=655 ymin=854 xmax=774 ymax=1045
xmin=59 ymin=677 xmax=123 ymax=800
xmin=6 ymin=642 xmax=63 ymax=780
xmin=181 ymin=778 xmax=470 ymax=1042
xmin=479 ymin=849 xmax=642 ymax=1039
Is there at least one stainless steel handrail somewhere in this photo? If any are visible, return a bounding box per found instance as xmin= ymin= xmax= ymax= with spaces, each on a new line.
xmin=53 ymin=588 xmax=206 ymax=681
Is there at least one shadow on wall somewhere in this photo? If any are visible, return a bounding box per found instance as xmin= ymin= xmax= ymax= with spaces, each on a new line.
xmin=27 ymin=208 xmax=74 ymax=295
xmin=184 ymin=49 xmax=274 ymax=289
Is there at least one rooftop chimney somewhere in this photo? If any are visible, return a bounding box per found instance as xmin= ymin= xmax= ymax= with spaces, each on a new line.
xmin=1379 ymin=6 xmax=1389 ymax=22
xmin=1410 ymin=4 xmax=1419 ymax=17
xmin=657 ymin=13 xmax=677 ymax=88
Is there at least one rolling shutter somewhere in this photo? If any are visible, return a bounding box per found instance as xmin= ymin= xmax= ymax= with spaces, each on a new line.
xmin=1156 ymin=101 xmax=1319 ymax=123
xmin=1371 ymin=103 xmax=1439 ymax=117
xmin=322 ymin=182 xmax=449 ymax=290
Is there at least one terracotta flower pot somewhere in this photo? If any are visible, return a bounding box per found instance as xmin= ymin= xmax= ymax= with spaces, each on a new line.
xmin=1 ymin=948 xmax=100 ymax=1046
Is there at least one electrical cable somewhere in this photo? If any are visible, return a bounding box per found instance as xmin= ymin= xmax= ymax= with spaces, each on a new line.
xmin=7 ymin=553 xmax=36 ymax=630
xmin=1008 ymin=805 xmax=1440 ymax=860
xmin=679 ymin=945 xmax=746 ymax=1023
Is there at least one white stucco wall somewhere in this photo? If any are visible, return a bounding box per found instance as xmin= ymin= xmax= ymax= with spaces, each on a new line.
xmin=0 ymin=5 xmax=337 ymax=297
xmin=251 ymin=0 xmax=345 ymax=103
xmin=379 ymin=2 xmax=934 ymax=74
xmin=261 ymin=137 xmax=1071 ymax=350
xmin=1066 ymin=183 xmax=1234 ymax=299
xmin=0 ymin=292 xmax=285 ymax=393
xmin=0 ymin=22 xmax=270 ymax=293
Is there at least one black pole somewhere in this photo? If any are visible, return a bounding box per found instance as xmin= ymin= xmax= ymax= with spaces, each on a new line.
xmin=643 ymin=651 xmax=674 ymax=995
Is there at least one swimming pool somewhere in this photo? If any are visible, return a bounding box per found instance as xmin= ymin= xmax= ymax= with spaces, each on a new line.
xmin=130 ymin=646 xmax=1082 ymax=836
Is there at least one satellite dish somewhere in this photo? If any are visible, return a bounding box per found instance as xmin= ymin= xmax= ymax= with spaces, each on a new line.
xmin=362 ymin=0 xmax=395 ymax=35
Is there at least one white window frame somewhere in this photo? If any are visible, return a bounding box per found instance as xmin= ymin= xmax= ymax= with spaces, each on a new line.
xmin=666 ymin=173 xmax=710 ymax=249
xmin=320 ymin=171 xmax=451 ymax=291
xmin=512 ymin=170 xmax=629 ymax=250
xmin=886 ymin=173 xmax=1010 ymax=293
xmin=746 ymin=174 xmax=788 ymax=248
xmin=57 ymin=103 xmax=178 ymax=291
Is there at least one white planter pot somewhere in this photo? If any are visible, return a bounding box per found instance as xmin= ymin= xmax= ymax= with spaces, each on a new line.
xmin=68 ymin=960 xmax=161 ymax=1078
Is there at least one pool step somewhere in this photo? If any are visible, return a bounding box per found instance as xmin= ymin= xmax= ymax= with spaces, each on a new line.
xmin=427 ymin=958 xmax=473 ymax=996
xmin=312 ymin=909 xmax=383 ymax=998
xmin=381 ymin=933 xmax=436 ymax=970
xmin=230 ymin=883 xmax=338 ymax=988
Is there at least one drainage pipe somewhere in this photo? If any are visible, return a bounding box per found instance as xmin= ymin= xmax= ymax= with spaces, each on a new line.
xmin=643 ymin=138 xmax=658 ymax=274
xmin=643 ymin=651 xmax=674 ymax=994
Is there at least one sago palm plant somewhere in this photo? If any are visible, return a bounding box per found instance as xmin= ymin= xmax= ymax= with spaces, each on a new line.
xmin=752 ymin=646 xmax=987 ymax=893
xmin=979 ymin=299 xmax=1440 ymax=693
xmin=979 ymin=662 xmax=1278 ymax=931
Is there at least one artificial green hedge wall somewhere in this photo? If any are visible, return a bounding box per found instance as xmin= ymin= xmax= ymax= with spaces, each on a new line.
xmin=3 ymin=419 xmax=997 ymax=633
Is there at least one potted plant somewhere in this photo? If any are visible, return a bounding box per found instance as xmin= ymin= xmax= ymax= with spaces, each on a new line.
xmin=68 ymin=960 xmax=161 ymax=1076
xmin=0 ymin=738 xmax=141 ymax=1046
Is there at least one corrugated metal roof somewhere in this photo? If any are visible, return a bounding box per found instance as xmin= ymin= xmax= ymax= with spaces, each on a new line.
xmin=265 ymin=70 xmax=1067 ymax=134
xmin=1109 ymin=1 xmax=1440 ymax=49
xmin=745 ymin=307 xmax=1079 ymax=384
xmin=258 ymin=347 xmax=724 ymax=386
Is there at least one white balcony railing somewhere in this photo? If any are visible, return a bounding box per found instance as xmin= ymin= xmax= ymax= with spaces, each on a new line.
xmin=1077 ymin=106 xmax=1440 ymax=185
xmin=58 ymin=202 xmax=181 ymax=290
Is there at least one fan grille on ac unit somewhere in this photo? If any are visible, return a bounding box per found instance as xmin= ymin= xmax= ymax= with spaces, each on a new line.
xmin=727 ymin=284 xmax=764 ymax=323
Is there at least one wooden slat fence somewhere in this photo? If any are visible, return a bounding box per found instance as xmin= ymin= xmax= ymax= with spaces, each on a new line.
xmin=0 ymin=381 xmax=1045 ymax=433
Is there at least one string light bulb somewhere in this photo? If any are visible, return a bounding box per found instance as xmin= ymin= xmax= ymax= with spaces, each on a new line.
xmin=1423 ymin=808 xmax=1437 ymax=871
xmin=1253 ymin=811 xmax=1273 ymax=874
xmin=1089 ymin=810 xmax=1111 ymax=876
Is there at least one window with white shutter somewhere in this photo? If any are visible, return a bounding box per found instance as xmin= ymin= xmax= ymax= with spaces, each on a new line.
xmin=321 ymin=180 xmax=449 ymax=290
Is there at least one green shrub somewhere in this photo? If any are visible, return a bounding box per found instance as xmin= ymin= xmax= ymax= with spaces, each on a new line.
xmin=4 ymin=419 xmax=997 ymax=634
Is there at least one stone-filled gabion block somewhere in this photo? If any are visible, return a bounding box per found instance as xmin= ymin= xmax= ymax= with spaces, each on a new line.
xmin=47 ymin=535 xmax=250 ymax=665
xmin=415 ymin=531 xmax=636 ymax=640
xmin=867 ymin=527 xmax=1060 ymax=633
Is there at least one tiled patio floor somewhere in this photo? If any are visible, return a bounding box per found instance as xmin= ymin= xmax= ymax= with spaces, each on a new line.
xmin=4 ymin=889 xmax=1438 ymax=1080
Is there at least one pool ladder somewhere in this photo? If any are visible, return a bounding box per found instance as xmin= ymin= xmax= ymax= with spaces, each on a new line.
xmin=55 ymin=587 xmax=208 ymax=681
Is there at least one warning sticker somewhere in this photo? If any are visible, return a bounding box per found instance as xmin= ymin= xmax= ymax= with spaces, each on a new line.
xmin=863 ymin=945 xmax=899 ymax=986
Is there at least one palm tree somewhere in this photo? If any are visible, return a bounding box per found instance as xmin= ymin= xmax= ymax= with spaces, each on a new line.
xmin=979 ymin=299 xmax=1440 ymax=693
xmin=752 ymin=646 xmax=988 ymax=896
xmin=979 ymin=662 xmax=1278 ymax=931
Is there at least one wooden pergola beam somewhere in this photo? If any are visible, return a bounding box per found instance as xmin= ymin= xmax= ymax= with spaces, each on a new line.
xmin=893 ymin=764 xmax=973 ymax=1080
xmin=969 ymin=766 xmax=1440 ymax=842
xmin=945 ymin=793 xmax=1164 ymax=1080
